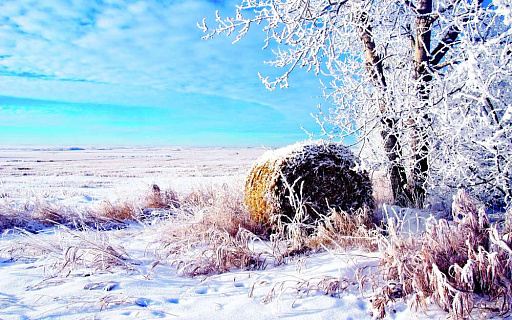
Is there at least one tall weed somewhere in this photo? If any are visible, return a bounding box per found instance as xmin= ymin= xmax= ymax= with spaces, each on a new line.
xmin=375 ymin=190 xmax=512 ymax=319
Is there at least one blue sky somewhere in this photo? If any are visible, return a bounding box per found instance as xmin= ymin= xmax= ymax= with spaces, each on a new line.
xmin=0 ymin=0 xmax=325 ymax=147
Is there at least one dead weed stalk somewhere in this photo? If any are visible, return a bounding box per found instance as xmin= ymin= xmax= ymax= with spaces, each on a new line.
xmin=0 ymin=226 xmax=139 ymax=278
xmin=151 ymin=183 xmax=268 ymax=276
xmin=309 ymin=208 xmax=379 ymax=252
xmin=374 ymin=190 xmax=512 ymax=319
xmin=170 ymin=227 xmax=265 ymax=276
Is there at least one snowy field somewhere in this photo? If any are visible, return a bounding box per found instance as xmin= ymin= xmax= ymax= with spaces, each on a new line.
xmin=0 ymin=147 xmax=264 ymax=205
xmin=0 ymin=147 xmax=443 ymax=319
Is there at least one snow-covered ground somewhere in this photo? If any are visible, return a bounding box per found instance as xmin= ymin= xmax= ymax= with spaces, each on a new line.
xmin=0 ymin=226 xmax=404 ymax=320
xmin=0 ymin=147 xmax=263 ymax=199
xmin=0 ymin=147 xmax=444 ymax=319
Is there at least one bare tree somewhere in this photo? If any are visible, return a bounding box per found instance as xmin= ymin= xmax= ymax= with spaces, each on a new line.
xmin=200 ymin=0 xmax=512 ymax=209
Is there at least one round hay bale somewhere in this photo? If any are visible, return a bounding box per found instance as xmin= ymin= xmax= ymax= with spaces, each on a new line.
xmin=244 ymin=140 xmax=374 ymax=226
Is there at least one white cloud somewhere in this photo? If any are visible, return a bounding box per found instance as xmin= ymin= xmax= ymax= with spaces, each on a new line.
xmin=0 ymin=0 xmax=325 ymax=124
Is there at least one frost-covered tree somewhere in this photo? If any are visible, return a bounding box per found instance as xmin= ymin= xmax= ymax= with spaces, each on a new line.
xmin=200 ymin=0 xmax=512 ymax=209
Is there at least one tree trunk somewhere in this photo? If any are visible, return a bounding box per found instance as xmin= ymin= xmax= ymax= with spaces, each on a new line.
xmin=359 ymin=11 xmax=411 ymax=206
xmin=381 ymin=118 xmax=410 ymax=206
xmin=407 ymin=0 xmax=433 ymax=207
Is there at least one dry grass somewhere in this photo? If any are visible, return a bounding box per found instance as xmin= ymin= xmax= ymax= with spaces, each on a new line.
xmin=145 ymin=184 xmax=180 ymax=209
xmin=1 ymin=183 xmax=267 ymax=278
xmin=154 ymin=223 xmax=265 ymax=277
xmin=255 ymin=276 xmax=358 ymax=304
xmin=246 ymin=189 xmax=512 ymax=319
xmin=188 ymin=183 xmax=264 ymax=237
xmin=149 ymin=183 xmax=267 ymax=276
xmin=259 ymin=175 xmax=380 ymax=261
xmin=149 ymin=182 xmax=264 ymax=236
xmin=0 ymin=197 xmax=138 ymax=233
xmin=0 ymin=226 xmax=138 ymax=278
xmin=308 ymin=208 xmax=379 ymax=252
xmin=374 ymin=190 xmax=512 ymax=319
xmin=0 ymin=208 xmax=31 ymax=232
xmin=168 ymin=227 xmax=265 ymax=276
xmin=0 ymin=199 xmax=86 ymax=232
xmin=96 ymin=200 xmax=139 ymax=222
xmin=147 ymin=182 xmax=377 ymax=277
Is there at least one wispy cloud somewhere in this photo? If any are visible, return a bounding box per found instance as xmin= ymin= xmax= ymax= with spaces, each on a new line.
xmin=0 ymin=0 xmax=325 ymax=146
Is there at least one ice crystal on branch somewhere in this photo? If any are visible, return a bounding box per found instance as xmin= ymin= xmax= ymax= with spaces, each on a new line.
xmin=202 ymin=0 xmax=512 ymax=210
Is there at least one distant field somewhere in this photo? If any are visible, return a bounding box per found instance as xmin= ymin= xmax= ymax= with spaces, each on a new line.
xmin=0 ymin=147 xmax=265 ymax=205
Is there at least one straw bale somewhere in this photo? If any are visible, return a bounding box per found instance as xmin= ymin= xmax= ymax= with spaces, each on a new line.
xmin=244 ymin=140 xmax=374 ymax=226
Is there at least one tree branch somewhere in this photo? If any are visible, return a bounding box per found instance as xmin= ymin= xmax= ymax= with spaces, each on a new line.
xmin=358 ymin=12 xmax=387 ymax=91
xmin=430 ymin=25 xmax=461 ymax=67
